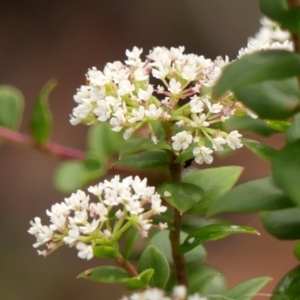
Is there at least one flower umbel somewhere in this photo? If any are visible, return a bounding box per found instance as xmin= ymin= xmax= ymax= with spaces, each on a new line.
xmin=28 ymin=175 xmax=166 ymax=260
xmin=70 ymin=46 xmax=247 ymax=165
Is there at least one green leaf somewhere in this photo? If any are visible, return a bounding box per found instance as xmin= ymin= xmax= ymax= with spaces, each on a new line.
xmin=54 ymin=161 xmax=87 ymax=193
xmin=148 ymin=230 xmax=207 ymax=264
xmin=183 ymin=166 xmax=243 ymax=214
xmin=280 ymin=9 xmax=300 ymax=34
xmin=261 ymin=207 xmax=300 ymax=239
xmin=177 ymin=224 xmax=258 ymax=254
xmin=224 ymin=115 xmax=275 ymax=137
xmin=0 ymin=85 xmax=24 ymax=130
xmin=272 ymin=140 xmax=300 ymax=206
xmin=222 ymin=277 xmax=271 ymax=300
xmin=113 ymin=150 xmax=168 ymax=169
xmin=137 ymin=245 xmax=170 ymax=289
xmin=30 ymin=80 xmax=56 ymax=144
xmin=150 ymin=120 xmax=165 ymax=140
xmin=124 ymin=227 xmax=140 ymax=261
xmin=272 ymin=265 xmax=300 ymax=300
xmin=242 ymin=138 xmax=278 ymax=161
xmin=78 ymin=266 xmax=130 ymax=283
xmin=294 ymin=241 xmax=300 ymax=261
xmin=207 ymin=176 xmax=294 ymax=217
xmin=126 ymin=269 xmax=154 ymax=290
xmin=214 ymin=50 xmax=300 ymax=98
xmin=54 ymin=154 xmax=106 ymax=193
xmin=266 ymin=120 xmax=291 ymax=132
xmin=157 ymin=181 xmax=203 ymax=213
xmin=188 ymin=265 xmax=227 ymax=295
xmin=82 ymin=154 xmax=106 ymax=183
xmin=120 ymin=137 xmax=171 ymax=158
xmin=93 ymin=246 xmax=119 ymax=259
xmin=259 ymin=0 xmax=288 ymax=20
xmin=88 ymin=122 xmax=122 ymax=157
xmin=189 ymin=272 xmax=218 ymax=295
xmin=234 ymin=78 xmax=300 ymax=119
xmin=286 ymin=113 xmax=300 ymax=143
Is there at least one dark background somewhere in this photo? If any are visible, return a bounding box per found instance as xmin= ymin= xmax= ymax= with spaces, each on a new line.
xmin=0 ymin=1 xmax=297 ymax=299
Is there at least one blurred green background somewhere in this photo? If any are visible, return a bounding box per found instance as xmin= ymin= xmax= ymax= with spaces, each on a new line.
xmin=0 ymin=1 xmax=296 ymax=299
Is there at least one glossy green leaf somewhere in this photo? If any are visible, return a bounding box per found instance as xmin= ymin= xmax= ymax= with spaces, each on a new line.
xmin=82 ymin=154 xmax=105 ymax=183
xmin=137 ymin=246 xmax=169 ymax=288
xmin=126 ymin=269 xmax=154 ymax=290
xmin=30 ymin=80 xmax=56 ymax=144
xmin=120 ymin=137 xmax=171 ymax=158
xmin=266 ymin=120 xmax=291 ymax=132
xmin=124 ymin=227 xmax=140 ymax=261
xmin=93 ymin=246 xmax=119 ymax=259
xmin=177 ymin=224 xmax=258 ymax=254
xmin=183 ymin=166 xmax=243 ymax=214
xmin=88 ymin=122 xmax=122 ymax=157
xmin=242 ymin=138 xmax=278 ymax=161
xmin=157 ymin=181 xmax=203 ymax=213
xmin=189 ymin=272 xmax=218 ymax=295
xmin=261 ymin=207 xmax=300 ymax=240
xmin=150 ymin=120 xmax=165 ymax=140
xmin=0 ymin=85 xmax=24 ymax=130
xmin=273 ymin=140 xmax=300 ymax=206
xmin=259 ymin=0 xmax=288 ymax=20
xmin=54 ymin=160 xmax=87 ymax=193
xmin=272 ymin=265 xmax=300 ymax=300
xmin=78 ymin=266 xmax=130 ymax=283
xmin=224 ymin=115 xmax=275 ymax=137
xmin=214 ymin=50 xmax=300 ymax=98
xmin=294 ymin=241 xmax=300 ymax=261
xmin=222 ymin=277 xmax=271 ymax=300
xmin=207 ymin=176 xmax=294 ymax=217
xmin=234 ymin=78 xmax=300 ymax=119
xmin=114 ymin=150 xmax=168 ymax=169
xmin=280 ymin=9 xmax=300 ymax=34
xmin=148 ymin=230 xmax=207 ymax=264
xmin=165 ymin=264 xmax=226 ymax=294
xmin=286 ymin=113 xmax=300 ymax=143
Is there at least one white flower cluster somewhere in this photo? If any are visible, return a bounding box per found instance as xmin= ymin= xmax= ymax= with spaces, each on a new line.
xmin=121 ymin=285 xmax=207 ymax=300
xmin=71 ymin=46 xmax=244 ymax=165
xmin=28 ymin=175 xmax=167 ymax=260
xmin=238 ymin=16 xmax=293 ymax=58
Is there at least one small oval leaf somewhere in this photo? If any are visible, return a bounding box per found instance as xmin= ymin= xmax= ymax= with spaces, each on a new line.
xmin=30 ymin=80 xmax=56 ymax=144
xmin=157 ymin=181 xmax=203 ymax=213
xmin=177 ymin=224 xmax=258 ymax=254
xmin=138 ymin=245 xmax=170 ymax=289
xmin=93 ymin=246 xmax=119 ymax=259
xmin=78 ymin=266 xmax=130 ymax=283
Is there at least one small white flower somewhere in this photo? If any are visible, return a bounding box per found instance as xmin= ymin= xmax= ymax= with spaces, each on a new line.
xmin=193 ymin=146 xmax=213 ymax=164
xmin=28 ymin=217 xmax=43 ymax=235
xmin=128 ymin=106 xmax=145 ymax=123
xmin=145 ymin=104 xmax=163 ymax=119
xmin=63 ymin=224 xmax=80 ymax=245
xmin=158 ymin=222 xmax=168 ymax=230
xmin=157 ymin=85 xmax=165 ymax=93
xmin=76 ymin=243 xmax=93 ymax=260
xmin=226 ymin=130 xmax=243 ymax=150
xmin=173 ymin=285 xmax=187 ymax=299
xmin=138 ymin=85 xmax=153 ymax=101
xmin=191 ymin=113 xmax=209 ymax=128
xmin=168 ymin=78 xmax=182 ymax=94
xmin=190 ymin=96 xmax=204 ymax=113
xmin=134 ymin=67 xmax=149 ymax=81
xmin=118 ymin=80 xmax=135 ymax=96
xmin=171 ymin=131 xmax=193 ymax=151
xmin=212 ymin=136 xmax=226 ymax=151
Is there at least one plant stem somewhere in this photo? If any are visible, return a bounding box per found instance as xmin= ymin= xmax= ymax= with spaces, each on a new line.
xmin=0 ymin=125 xmax=85 ymax=160
xmin=168 ymin=154 xmax=189 ymax=288
xmin=162 ymin=121 xmax=189 ymax=288
xmin=116 ymin=254 xmax=138 ymax=277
